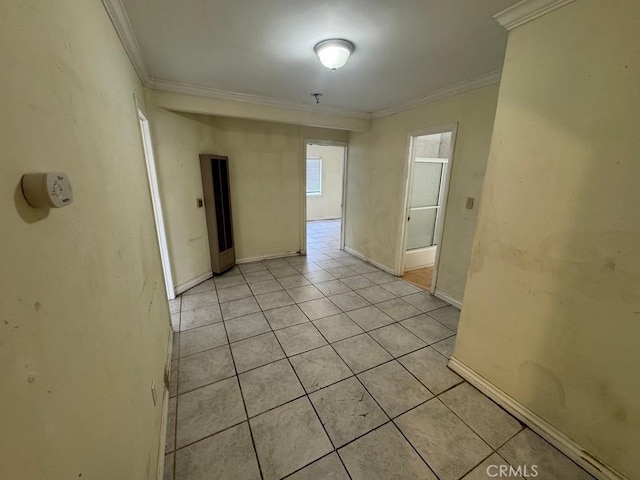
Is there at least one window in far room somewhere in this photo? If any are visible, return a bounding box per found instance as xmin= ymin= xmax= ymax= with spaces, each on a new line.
xmin=306 ymin=157 xmax=322 ymax=195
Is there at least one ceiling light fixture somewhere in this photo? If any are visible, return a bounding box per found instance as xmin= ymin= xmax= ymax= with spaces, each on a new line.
xmin=314 ymin=39 xmax=355 ymax=71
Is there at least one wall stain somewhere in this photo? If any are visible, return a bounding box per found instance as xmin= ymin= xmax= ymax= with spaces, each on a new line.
xmin=519 ymin=361 xmax=566 ymax=407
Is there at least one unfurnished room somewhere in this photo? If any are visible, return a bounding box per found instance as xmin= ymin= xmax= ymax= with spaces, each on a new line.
xmin=1 ymin=1 xmax=638 ymax=479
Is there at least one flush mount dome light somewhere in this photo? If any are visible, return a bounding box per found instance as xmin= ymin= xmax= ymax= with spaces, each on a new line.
xmin=314 ymin=39 xmax=355 ymax=70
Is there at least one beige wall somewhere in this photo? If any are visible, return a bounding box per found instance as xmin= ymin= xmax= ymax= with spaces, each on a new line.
xmin=145 ymin=103 xmax=349 ymax=286
xmin=307 ymin=145 xmax=344 ymax=221
xmin=455 ymin=1 xmax=640 ymax=477
xmin=0 ymin=1 xmax=171 ymax=479
xmin=346 ymin=85 xmax=499 ymax=299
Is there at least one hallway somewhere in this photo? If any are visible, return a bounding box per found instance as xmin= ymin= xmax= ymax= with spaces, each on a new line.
xmin=164 ymin=221 xmax=593 ymax=480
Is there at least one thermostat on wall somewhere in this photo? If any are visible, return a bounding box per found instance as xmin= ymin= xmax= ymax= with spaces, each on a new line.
xmin=21 ymin=172 xmax=73 ymax=208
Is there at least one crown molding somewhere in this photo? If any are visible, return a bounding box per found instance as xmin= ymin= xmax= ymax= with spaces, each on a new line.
xmin=372 ymin=70 xmax=502 ymax=120
xmin=148 ymin=78 xmax=372 ymax=120
xmin=101 ymin=0 xmax=150 ymax=83
xmin=494 ymin=0 xmax=577 ymax=31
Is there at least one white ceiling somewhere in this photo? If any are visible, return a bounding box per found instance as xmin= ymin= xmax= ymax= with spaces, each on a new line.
xmin=120 ymin=0 xmax=520 ymax=114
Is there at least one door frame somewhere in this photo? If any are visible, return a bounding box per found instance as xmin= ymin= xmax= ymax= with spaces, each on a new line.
xmin=396 ymin=123 xmax=458 ymax=294
xmin=301 ymin=140 xmax=349 ymax=254
xmin=135 ymin=99 xmax=176 ymax=300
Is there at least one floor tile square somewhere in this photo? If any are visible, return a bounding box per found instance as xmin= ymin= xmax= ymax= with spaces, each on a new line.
xmin=295 ymin=262 xmax=324 ymax=274
xmin=176 ymin=378 xmax=246 ymax=448
xmin=398 ymin=347 xmax=462 ymax=394
xmin=180 ymin=304 xmax=222 ymax=331
xmin=268 ymin=265 xmax=299 ymax=278
xmin=362 ymin=271 xmax=397 ymax=284
xmin=181 ymin=290 xmax=218 ymax=310
xmin=339 ymin=275 xmax=375 ymax=290
xmin=333 ymin=334 xmax=392 ymax=373
xmin=275 ymin=322 xmax=328 ymax=356
xmin=277 ymin=274 xmax=311 ymax=289
xmin=164 ymin=453 xmax=173 ymax=480
xmin=315 ymin=259 xmax=345 ymax=270
xmin=346 ymin=262 xmax=380 ymax=274
xmin=395 ymin=399 xmax=492 ymax=480
xmin=310 ymin=377 xmax=388 ymax=447
xmin=460 ymin=453 xmax=510 ymax=480
xmin=303 ymin=270 xmax=336 ymax=283
xmin=214 ymin=274 xmax=247 ymax=289
xmin=224 ymin=312 xmax=271 ymax=343
xmin=402 ymin=292 xmax=448 ymax=312
xmin=239 ymin=359 xmax=305 ymax=417
xmin=329 ymin=291 xmax=370 ymax=311
xmin=338 ymin=423 xmax=437 ymax=480
xmin=358 ymin=361 xmax=433 ymax=418
xmin=432 ymin=336 xmax=456 ymax=358
xmin=182 ymin=279 xmax=215 ymax=296
xmin=171 ymin=313 xmax=180 ymax=332
xmin=220 ymin=297 xmax=261 ymax=320
xmin=179 ymin=323 xmax=228 ymax=357
xmin=400 ymin=314 xmax=454 ymax=345
xmin=298 ymin=298 xmax=342 ymax=320
xmin=290 ymin=345 xmax=353 ymax=393
xmin=376 ymin=298 xmax=421 ymax=321
xmin=498 ymin=429 xmax=594 ymax=480
xmin=178 ymin=345 xmax=235 ymax=393
xmin=175 ymin=422 xmax=260 ymax=480
xmin=169 ymin=298 xmax=181 ymax=314
xmin=380 ymin=280 xmax=421 ymax=297
xmin=428 ymin=306 xmax=461 ymax=331
xmin=369 ymin=323 xmax=426 ymax=357
xmin=216 ymin=284 xmax=252 ymax=303
xmin=440 ymin=383 xmax=522 ymax=449
xmin=315 ymin=279 xmax=351 ymax=296
xmin=239 ymin=262 xmax=267 ymax=273
xmin=248 ymin=279 xmax=284 ymax=295
xmin=288 ymin=285 xmax=325 ymax=303
xmin=286 ymin=452 xmax=349 ymax=480
xmin=243 ymin=270 xmax=275 ymax=283
xmin=250 ymin=397 xmax=333 ymax=480
xmin=325 ymin=266 xmax=358 ymax=279
xmin=230 ymin=332 xmax=285 ymax=373
xmin=169 ymin=359 xmax=178 ymax=398
xmin=346 ymin=305 xmax=395 ymax=331
xmin=263 ymin=258 xmax=291 ymax=269
xmin=313 ymin=313 xmax=364 ymax=342
xmin=264 ymin=304 xmax=309 ymax=330
xmin=255 ymin=290 xmax=294 ymax=310
xmin=355 ymin=285 xmax=396 ymax=304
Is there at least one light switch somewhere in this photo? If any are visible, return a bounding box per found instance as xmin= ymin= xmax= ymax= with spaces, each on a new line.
xmin=465 ymin=197 xmax=475 ymax=209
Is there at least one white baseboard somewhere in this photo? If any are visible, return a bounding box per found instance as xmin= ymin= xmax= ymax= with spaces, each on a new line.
xmin=343 ymin=246 xmax=396 ymax=275
xmin=174 ymin=270 xmax=213 ymax=295
xmin=448 ymin=357 xmax=627 ymax=480
xmin=434 ymin=289 xmax=462 ymax=309
xmin=236 ymin=251 xmax=299 ymax=264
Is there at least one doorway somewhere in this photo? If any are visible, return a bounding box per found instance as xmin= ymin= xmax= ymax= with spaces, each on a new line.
xmin=303 ymin=142 xmax=347 ymax=255
xmin=400 ymin=125 xmax=457 ymax=293
xmin=137 ymin=107 xmax=175 ymax=300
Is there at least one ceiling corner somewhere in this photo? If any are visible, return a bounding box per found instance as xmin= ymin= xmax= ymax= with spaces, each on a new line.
xmin=101 ymin=0 xmax=151 ymax=85
xmin=493 ymin=0 xmax=577 ymax=31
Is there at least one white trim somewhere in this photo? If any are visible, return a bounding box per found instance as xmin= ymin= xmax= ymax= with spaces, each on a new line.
xmin=101 ymin=0 xmax=150 ymax=83
xmin=303 ymin=140 xmax=349 ymax=254
xmin=493 ymin=0 xmax=577 ymax=31
xmin=448 ymin=357 xmax=628 ymax=480
xmin=174 ymin=270 xmax=213 ymax=296
xmin=236 ymin=252 xmax=300 ymax=264
xmin=397 ymin=124 xmax=458 ymax=295
xmin=433 ymin=289 xmax=462 ymax=310
xmin=156 ymin=329 xmax=173 ymax=480
xmin=150 ymin=78 xmax=372 ymax=120
xmin=137 ymin=106 xmax=176 ymax=300
xmin=372 ymin=71 xmax=502 ymax=119
xmin=343 ymin=247 xmax=396 ymax=275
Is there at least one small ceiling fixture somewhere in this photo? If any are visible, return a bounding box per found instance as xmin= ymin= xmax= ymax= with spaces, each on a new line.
xmin=314 ymin=39 xmax=355 ymax=71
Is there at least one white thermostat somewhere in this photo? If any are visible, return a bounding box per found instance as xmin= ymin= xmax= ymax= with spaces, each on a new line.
xmin=21 ymin=172 xmax=73 ymax=208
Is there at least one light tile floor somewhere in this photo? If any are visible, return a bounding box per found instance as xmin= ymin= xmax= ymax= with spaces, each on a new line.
xmin=165 ymin=219 xmax=594 ymax=480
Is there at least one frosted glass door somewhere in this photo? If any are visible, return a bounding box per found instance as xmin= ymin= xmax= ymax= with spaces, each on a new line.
xmin=406 ymin=133 xmax=449 ymax=250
